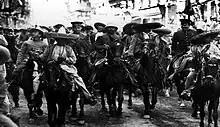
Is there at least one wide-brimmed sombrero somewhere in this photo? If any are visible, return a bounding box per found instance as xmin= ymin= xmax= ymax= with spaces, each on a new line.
xmin=29 ymin=26 xmax=44 ymax=35
xmin=94 ymin=22 xmax=106 ymax=29
xmin=133 ymin=22 xmax=163 ymax=32
xmin=71 ymin=21 xmax=83 ymax=26
xmin=189 ymin=30 xmax=220 ymax=45
xmin=152 ymin=28 xmax=172 ymax=35
xmin=44 ymin=27 xmax=79 ymax=40
xmin=123 ymin=23 xmax=138 ymax=35
xmin=84 ymin=25 xmax=94 ymax=31
xmin=40 ymin=26 xmax=51 ymax=32
xmin=104 ymin=24 xmax=118 ymax=31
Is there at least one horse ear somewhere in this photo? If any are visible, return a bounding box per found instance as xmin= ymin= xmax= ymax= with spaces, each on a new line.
xmin=201 ymin=44 xmax=210 ymax=54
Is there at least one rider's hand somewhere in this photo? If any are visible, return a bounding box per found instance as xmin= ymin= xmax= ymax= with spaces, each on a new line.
xmin=57 ymin=56 xmax=66 ymax=63
xmin=104 ymin=44 xmax=110 ymax=49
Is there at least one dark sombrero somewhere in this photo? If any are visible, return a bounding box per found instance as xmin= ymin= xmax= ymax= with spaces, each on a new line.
xmin=40 ymin=26 xmax=51 ymax=32
xmin=44 ymin=32 xmax=79 ymax=40
xmin=133 ymin=22 xmax=163 ymax=32
xmin=189 ymin=29 xmax=220 ymax=45
xmin=84 ymin=25 xmax=94 ymax=31
xmin=71 ymin=21 xmax=83 ymax=26
xmin=94 ymin=22 xmax=106 ymax=29
xmin=53 ymin=24 xmax=64 ymax=29
xmin=29 ymin=26 xmax=44 ymax=35
xmin=152 ymin=28 xmax=172 ymax=35
xmin=123 ymin=23 xmax=138 ymax=35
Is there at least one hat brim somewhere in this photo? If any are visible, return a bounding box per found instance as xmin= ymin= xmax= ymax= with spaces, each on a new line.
xmin=71 ymin=21 xmax=83 ymax=25
xmin=44 ymin=32 xmax=79 ymax=40
xmin=94 ymin=22 xmax=106 ymax=29
xmin=104 ymin=26 xmax=118 ymax=31
xmin=30 ymin=28 xmax=44 ymax=34
xmin=53 ymin=24 xmax=64 ymax=29
xmin=133 ymin=22 xmax=163 ymax=32
xmin=152 ymin=28 xmax=172 ymax=34
xmin=123 ymin=23 xmax=138 ymax=35
xmin=180 ymin=19 xmax=192 ymax=25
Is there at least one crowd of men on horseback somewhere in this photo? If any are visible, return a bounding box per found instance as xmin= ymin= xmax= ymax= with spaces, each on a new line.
xmin=1 ymin=16 xmax=220 ymax=127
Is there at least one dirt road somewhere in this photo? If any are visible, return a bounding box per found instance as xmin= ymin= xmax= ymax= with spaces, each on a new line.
xmin=10 ymin=90 xmax=215 ymax=127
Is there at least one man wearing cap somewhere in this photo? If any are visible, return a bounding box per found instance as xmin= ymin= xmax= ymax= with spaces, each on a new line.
xmin=167 ymin=19 xmax=197 ymax=106
xmin=40 ymin=27 xmax=97 ymax=105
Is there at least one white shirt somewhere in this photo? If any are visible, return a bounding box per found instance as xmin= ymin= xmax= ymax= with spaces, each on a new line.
xmin=95 ymin=32 xmax=104 ymax=41
xmin=51 ymin=45 xmax=67 ymax=61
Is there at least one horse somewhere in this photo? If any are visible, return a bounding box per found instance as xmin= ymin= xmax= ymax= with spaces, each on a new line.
xmin=6 ymin=60 xmax=20 ymax=107
xmin=96 ymin=42 xmax=128 ymax=116
xmin=135 ymin=41 xmax=165 ymax=118
xmin=69 ymin=40 xmax=93 ymax=125
xmin=42 ymin=60 xmax=72 ymax=127
xmin=190 ymin=44 xmax=220 ymax=127
xmin=16 ymin=56 xmax=44 ymax=122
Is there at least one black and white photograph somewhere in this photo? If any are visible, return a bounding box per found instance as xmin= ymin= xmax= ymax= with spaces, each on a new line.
xmin=1 ymin=0 xmax=220 ymax=127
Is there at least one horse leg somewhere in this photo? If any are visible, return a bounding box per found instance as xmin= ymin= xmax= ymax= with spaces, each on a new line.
xmin=35 ymin=91 xmax=43 ymax=116
xmin=44 ymin=89 xmax=57 ymax=127
xmin=78 ymin=93 xmax=85 ymax=125
xmin=140 ymin=85 xmax=150 ymax=119
xmin=208 ymin=100 xmax=213 ymax=124
xmin=106 ymin=89 xmax=113 ymax=116
xmin=213 ymin=98 xmax=219 ymax=127
xmin=175 ymin=77 xmax=185 ymax=107
xmin=23 ymin=90 xmax=35 ymax=123
xmin=111 ymin=88 xmax=117 ymax=117
xmin=56 ymin=87 xmax=69 ymax=127
xmin=128 ymin=87 xmax=133 ymax=109
xmin=199 ymin=102 xmax=205 ymax=127
xmin=100 ymin=88 xmax=107 ymax=111
xmin=8 ymin=81 xmax=20 ymax=107
xmin=70 ymin=91 xmax=78 ymax=118
xmin=191 ymin=101 xmax=199 ymax=118
xmin=150 ymin=86 xmax=157 ymax=109
xmin=57 ymin=102 xmax=67 ymax=127
xmin=117 ymin=85 xmax=124 ymax=116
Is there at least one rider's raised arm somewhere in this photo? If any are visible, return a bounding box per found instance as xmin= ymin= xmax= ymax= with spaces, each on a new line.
xmin=66 ymin=45 xmax=77 ymax=64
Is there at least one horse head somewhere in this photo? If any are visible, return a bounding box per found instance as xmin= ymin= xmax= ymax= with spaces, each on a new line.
xmin=140 ymin=41 xmax=158 ymax=73
xmin=44 ymin=60 xmax=62 ymax=89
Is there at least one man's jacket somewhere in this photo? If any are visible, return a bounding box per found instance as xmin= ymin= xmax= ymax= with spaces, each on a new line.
xmin=171 ymin=29 xmax=197 ymax=55
xmin=93 ymin=33 xmax=121 ymax=59
xmin=16 ymin=39 xmax=48 ymax=65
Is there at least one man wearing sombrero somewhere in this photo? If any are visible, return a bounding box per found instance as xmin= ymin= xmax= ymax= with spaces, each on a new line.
xmin=71 ymin=21 xmax=84 ymax=34
xmin=41 ymin=27 xmax=97 ymax=106
xmin=89 ymin=24 xmax=120 ymax=84
xmin=11 ymin=27 xmax=48 ymax=109
xmin=13 ymin=27 xmax=48 ymax=75
xmin=90 ymin=22 xmax=106 ymax=44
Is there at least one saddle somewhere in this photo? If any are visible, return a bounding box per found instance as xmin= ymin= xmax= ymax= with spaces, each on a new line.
xmin=168 ymin=55 xmax=192 ymax=80
xmin=173 ymin=55 xmax=192 ymax=73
